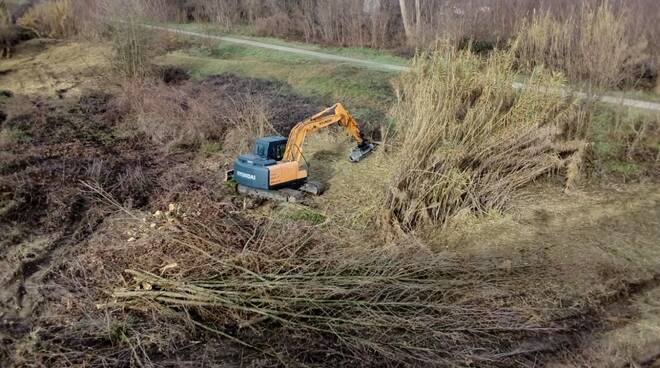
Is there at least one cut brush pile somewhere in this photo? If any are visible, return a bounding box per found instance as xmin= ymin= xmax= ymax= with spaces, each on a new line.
xmin=86 ymin=196 xmax=600 ymax=367
xmin=383 ymin=46 xmax=585 ymax=232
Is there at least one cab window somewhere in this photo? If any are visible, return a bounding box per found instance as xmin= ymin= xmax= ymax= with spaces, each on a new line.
xmin=274 ymin=142 xmax=285 ymax=161
xmin=255 ymin=144 xmax=266 ymax=157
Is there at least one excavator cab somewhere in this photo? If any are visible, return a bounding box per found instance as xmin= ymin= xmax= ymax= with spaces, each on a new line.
xmin=253 ymin=136 xmax=287 ymax=161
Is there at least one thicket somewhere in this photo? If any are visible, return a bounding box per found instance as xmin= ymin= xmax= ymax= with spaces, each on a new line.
xmin=515 ymin=2 xmax=649 ymax=91
xmin=6 ymin=0 xmax=659 ymax=89
xmin=382 ymin=46 xmax=586 ymax=232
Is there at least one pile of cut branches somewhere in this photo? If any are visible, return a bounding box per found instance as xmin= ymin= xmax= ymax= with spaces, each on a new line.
xmin=109 ymin=211 xmax=583 ymax=366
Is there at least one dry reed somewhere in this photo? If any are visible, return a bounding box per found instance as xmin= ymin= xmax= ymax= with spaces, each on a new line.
xmin=515 ymin=2 xmax=649 ymax=91
xmin=382 ymin=45 xmax=580 ymax=232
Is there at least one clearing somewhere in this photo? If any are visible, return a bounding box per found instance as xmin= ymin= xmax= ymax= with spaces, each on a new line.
xmin=1 ymin=38 xmax=659 ymax=367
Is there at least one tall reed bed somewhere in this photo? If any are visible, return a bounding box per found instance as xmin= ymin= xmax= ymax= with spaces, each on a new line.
xmin=382 ymin=45 xmax=581 ymax=231
xmin=515 ymin=2 xmax=648 ymax=91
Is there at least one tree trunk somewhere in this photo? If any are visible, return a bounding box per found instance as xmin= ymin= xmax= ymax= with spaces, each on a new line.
xmin=398 ymin=0 xmax=413 ymax=40
xmin=415 ymin=0 xmax=422 ymax=40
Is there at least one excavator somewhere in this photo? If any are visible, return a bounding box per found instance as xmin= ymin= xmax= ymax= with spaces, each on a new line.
xmin=227 ymin=103 xmax=376 ymax=202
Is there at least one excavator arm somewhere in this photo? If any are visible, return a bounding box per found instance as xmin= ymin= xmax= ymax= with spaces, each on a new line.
xmin=283 ymin=103 xmax=372 ymax=163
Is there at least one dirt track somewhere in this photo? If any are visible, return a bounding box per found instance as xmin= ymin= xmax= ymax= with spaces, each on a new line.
xmin=147 ymin=24 xmax=660 ymax=113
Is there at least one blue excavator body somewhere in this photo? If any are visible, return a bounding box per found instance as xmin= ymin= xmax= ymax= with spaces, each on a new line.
xmin=232 ymin=135 xmax=292 ymax=190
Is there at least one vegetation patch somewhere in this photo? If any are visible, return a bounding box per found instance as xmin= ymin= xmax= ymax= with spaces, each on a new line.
xmin=515 ymin=2 xmax=649 ymax=90
xmin=279 ymin=204 xmax=326 ymax=225
xmin=381 ymin=46 xmax=586 ymax=232
xmin=588 ymin=107 xmax=659 ymax=181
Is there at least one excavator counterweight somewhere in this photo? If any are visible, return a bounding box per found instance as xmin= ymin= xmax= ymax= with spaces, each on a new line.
xmin=227 ymin=103 xmax=376 ymax=202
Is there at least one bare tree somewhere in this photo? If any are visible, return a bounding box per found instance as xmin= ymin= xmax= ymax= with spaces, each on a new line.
xmin=398 ymin=0 xmax=412 ymax=40
xmin=415 ymin=0 xmax=421 ymax=40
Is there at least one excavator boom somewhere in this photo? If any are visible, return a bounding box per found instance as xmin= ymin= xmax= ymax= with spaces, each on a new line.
xmin=283 ymin=103 xmax=372 ymax=163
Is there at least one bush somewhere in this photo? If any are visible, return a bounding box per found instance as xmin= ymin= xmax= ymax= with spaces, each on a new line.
xmin=115 ymin=79 xmax=221 ymax=149
xmin=16 ymin=0 xmax=75 ymax=38
xmin=382 ymin=45 xmax=583 ymax=232
xmin=115 ymin=78 xmax=273 ymax=152
xmin=515 ymin=2 xmax=649 ymax=91
xmin=221 ymin=95 xmax=274 ymax=157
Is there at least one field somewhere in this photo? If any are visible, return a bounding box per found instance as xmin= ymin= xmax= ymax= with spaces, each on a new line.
xmin=1 ymin=1 xmax=659 ymax=367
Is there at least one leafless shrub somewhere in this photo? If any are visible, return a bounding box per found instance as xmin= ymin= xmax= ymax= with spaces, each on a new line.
xmin=115 ymin=77 xmax=274 ymax=152
xmin=382 ymin=45 xmax=582 ymax=232
xmin=116 ymin=78 xmax=221 ymax=149
xmin=103 ymin=0 xmax=154 ymax=79
xmin=253 ymin=11 xmax=299 ymax=40
xmin=515 ymin=2 xmax=649 ymax=91
xmin=222 ymin=96 xmax=274 ymax=157
xmin=0 ymin=0 xmax=19 ymax=57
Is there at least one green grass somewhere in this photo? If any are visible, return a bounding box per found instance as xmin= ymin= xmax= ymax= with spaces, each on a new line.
xmin=589 ymin=107 xmax=658 ymax=180
xmin=155 ymin=42 xmax=395 ymax=118
xmin=279 ymin=204 xmax=326 ymax=225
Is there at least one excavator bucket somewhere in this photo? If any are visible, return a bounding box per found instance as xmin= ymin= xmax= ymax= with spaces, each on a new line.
xmin=349 ymin=142 xmax=376 ymax=162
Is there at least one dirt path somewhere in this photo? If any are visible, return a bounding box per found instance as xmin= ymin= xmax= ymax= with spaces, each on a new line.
xmin=146 ymin=24 xmax=660 ymax=113
xmin=145 ymin=24 xmax=408 ymax=73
